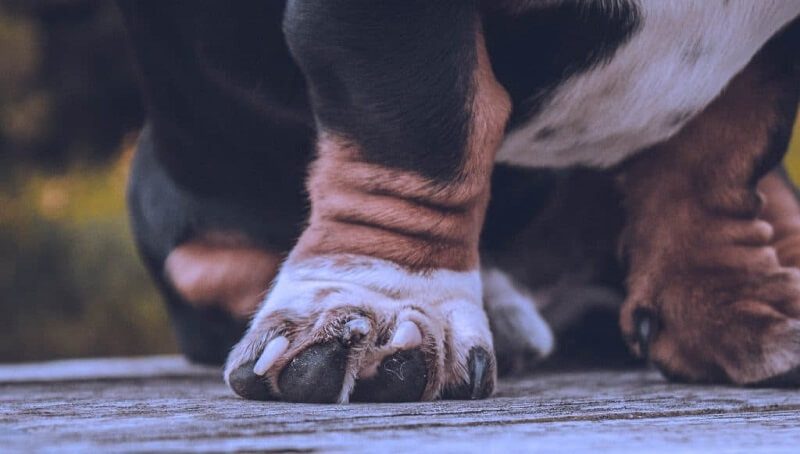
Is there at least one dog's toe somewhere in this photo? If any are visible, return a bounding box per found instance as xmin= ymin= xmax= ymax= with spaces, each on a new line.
xmin=228 ymin=360 xmax=276 ymax=401
xmin=442 ymin=347 xmax=494 ymax=400
xmin=279 ymin=341 xmax=350 ymax=403
xmin=351 ymin=349 xmax=428 ymax=402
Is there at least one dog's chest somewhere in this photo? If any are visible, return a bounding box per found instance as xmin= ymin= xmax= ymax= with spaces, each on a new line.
xmin=495 ymin=0 xmax=800 ymax=169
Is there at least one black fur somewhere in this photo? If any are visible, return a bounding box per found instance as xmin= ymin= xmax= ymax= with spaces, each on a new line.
xmin=119 ymin=1 xmax=315 ymax=364
xmin=483 ymin=0 xmax=640 ymax=129
xmin=117 ymin=0 xmax=312 ymax=201
xmin=118 ymin=0 xmax=640 ymax=364
xmin=283 ymin=0 xmax=479 ymax=182
xmin=118 ymin=1 xmax=793 ymax=369
xmin=749 ymin=17 xmax=800 ymax=186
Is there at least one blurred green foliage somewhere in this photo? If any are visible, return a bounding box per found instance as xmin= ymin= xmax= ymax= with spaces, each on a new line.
xmin=0 ymin=145 xmax=177 ymax=362
xmin=784 ymin=112 xmax=800 ymax=185
xmin=0 ymin=0 xmax=172 ymax=362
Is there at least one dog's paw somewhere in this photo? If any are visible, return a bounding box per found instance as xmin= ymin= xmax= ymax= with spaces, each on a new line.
xmin=617 ymin=164 xmax=800 ymax=387
xmin=622 ymin=266 xmax=800 ymax=386
xmin=482 ymin=268 xmax=553 ymax=375
xmin=224 ymin=255 xmax=495 ymax=403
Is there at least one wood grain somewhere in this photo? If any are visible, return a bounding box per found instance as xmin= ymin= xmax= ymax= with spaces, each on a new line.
xmin=1 ymin=356 xmax=799 ymax=452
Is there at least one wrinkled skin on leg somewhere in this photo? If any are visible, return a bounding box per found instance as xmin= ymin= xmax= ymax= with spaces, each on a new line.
xmin=225 ymin=1 xmax=512 ymax=403
xmin=120 ymin=0 xmax=557 ymax=378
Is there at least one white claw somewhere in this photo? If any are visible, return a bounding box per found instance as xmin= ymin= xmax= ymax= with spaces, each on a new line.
xmin=344 ymin=318 xmax=371 ymax=340
xmin=253 ymin=336 xmax=289 ymax=375
xmin=390 ymin=321 xmax=423 ymax=350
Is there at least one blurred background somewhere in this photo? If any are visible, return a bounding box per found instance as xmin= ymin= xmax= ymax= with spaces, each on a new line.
xmin=0 ymin=0 xmax=174 ymax=362
xmin=0 ymin=0 xmax=798 ymax=363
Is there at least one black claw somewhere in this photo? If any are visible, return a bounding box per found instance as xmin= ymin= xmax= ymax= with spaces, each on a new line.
xmin=351 ymin=349 xmax=427 ymax=402
xmin=442 ymin=347 xmax=495 ymax=400
xmin=228 ymin=360 xmax=276 ymax=401
xmin=467 ymin=347 xmax=494 ymax=399
xmin=278 ymin=341 xmax=348 ymax=403
xmin=633 ymin=308 xmax=659 ymax=360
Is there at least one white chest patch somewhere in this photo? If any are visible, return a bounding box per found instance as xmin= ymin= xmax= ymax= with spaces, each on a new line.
xmin=496 ymin=0 xmax=800 ymax=169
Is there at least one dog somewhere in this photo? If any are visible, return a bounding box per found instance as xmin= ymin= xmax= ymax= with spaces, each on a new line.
xmin=119 ymin=1 xmax=800 ymax=402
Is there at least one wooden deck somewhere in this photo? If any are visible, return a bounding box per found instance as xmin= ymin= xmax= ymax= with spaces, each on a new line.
xmin=1 ymin=356 xmax=799 ymax=452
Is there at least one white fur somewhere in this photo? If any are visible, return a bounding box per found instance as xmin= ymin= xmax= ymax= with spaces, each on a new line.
xmin=738 ymin=319 xmax=800 ymax=384
xmin=497 ymin=0 xmax=800 ymax=169
xmin=226 ymin=254 xmax=492 ymax=402
xmin=482 ymin=268 xmax=554 ymax=358
xmin=258 ymin=255 xmax=483 ymax=317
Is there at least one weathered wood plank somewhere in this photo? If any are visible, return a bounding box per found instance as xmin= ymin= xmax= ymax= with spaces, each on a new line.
xmin=0 ymin=355 xmax=216 ymax=383
xmin=1 ymin=357 xmax=799 ymax=452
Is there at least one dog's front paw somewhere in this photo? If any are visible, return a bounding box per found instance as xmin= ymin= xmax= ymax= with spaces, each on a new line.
xmin=224 ymin=255 xmax=495 ymax=403
xmin=621 ymin=204 xmax=800 ymax=386
xmin=622 ymin=262 xmax=800 ymax=386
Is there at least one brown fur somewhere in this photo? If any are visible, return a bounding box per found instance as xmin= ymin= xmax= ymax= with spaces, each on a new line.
xmin=760 ymin=172 xmax=800 ymax=269
xmin=165 ymin=231 xmax=282 ymax=318
xmin=617 ymin=43 xmax=800 ymax=384
xmin=291 ymin=28 xmax=510 ymax=272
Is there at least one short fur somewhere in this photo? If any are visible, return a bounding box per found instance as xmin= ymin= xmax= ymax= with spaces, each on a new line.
xmin=119 ymin=1 xmax=800 ymax=400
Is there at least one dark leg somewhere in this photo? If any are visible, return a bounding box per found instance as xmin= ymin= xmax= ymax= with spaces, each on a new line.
xmin=225 ymin=0 xmax=512 ymax=402
xmin=118 ymin=0 xmax=313 ymax=364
